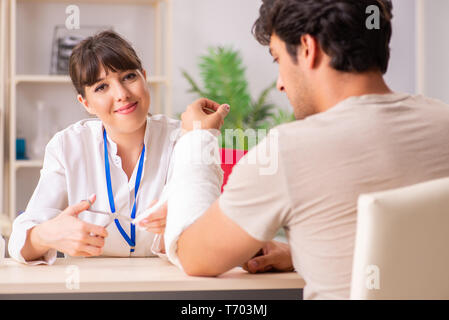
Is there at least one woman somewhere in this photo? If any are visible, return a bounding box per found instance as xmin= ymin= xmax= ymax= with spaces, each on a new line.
xmin=8 ymin=31 xmax=181 ymax=264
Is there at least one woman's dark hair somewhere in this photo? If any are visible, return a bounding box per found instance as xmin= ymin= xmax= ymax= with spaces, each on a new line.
xmin=252 ymin=0 xmax=393 ymax=74
xmin=69 ymin=30 xmax=143 ymax=97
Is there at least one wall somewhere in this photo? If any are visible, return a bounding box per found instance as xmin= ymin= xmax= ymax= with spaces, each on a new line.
xmin=419 ymin=0 xmax=449 ymax=103
xmin=384 ymin=0 xmax=416 ymax=95
xmin=171 ymin=0 xmax=419 ymax=116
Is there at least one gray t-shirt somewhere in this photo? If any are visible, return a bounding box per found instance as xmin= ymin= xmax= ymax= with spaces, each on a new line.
xmin=219 ymin=93 xmax=449 ymax=299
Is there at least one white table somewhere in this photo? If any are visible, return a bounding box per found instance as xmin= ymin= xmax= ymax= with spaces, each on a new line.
xmin=0 ymin=257 xmax=305 ymax=299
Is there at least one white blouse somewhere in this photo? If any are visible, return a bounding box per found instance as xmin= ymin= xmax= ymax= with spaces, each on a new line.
xmin=8 ymin=114 xmax=181 ymax=265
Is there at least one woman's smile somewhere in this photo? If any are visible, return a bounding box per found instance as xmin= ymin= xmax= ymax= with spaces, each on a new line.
xmin=115 ymin=101 xmax=138 ymax=115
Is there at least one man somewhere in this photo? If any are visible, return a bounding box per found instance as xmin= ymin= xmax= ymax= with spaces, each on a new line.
xmin=165 ymin=0 xmax=449 ymax=299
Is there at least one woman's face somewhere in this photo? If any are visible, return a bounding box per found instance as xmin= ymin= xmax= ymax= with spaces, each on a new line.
xmin=78 ymin=66 xmax=150 ymax=136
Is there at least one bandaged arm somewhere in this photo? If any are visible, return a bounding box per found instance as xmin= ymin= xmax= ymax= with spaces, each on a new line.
xmin=164 ymin=130 xmax=223 ymax=270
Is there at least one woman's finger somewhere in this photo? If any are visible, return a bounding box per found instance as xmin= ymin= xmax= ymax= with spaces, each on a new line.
xmin=82 ymin=234 xmax=105 ymax=248
xmin=79 ymin=243 xmax=103 ymax=256
xmin=148 ymin=199 xmax=158 ymax=208
xmin=140 ymin=215 xmax=166 ymax=226
xmin=70 ymin=243 xmax=102 ymax=257
xmin=145 ymin=226 xmax=165 ymax=234
xmin=145 ymin=210 xmax=167 ymax=222
xmin=141 ymin=220 xmax=166 ymax=229
xmin=141 ymin=204 xmax=167 ymax=223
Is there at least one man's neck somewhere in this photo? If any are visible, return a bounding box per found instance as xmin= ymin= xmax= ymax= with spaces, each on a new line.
xmin=316 ymin=70 xmax=393 ymax=113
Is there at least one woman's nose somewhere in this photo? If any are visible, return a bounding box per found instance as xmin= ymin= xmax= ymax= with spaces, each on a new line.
xmin=113 ymin=82 xmax=131 ymax=102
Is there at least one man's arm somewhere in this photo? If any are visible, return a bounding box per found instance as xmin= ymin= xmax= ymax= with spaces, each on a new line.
xmin=170 ymin=98 xmax=292 ymax=276
xmin=177 ymin=199 xmax=264 ymax=276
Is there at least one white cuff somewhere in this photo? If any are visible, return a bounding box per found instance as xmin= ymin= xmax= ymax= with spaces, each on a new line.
xmin=8 ymin=221 xmax=57 ymax=265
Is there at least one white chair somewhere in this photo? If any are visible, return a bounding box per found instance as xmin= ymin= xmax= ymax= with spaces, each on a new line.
xmin=350 ymin=177 xmax=449 ymax=299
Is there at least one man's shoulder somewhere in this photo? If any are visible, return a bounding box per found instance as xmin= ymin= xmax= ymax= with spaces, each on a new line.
xmin=273 ymin=92 xmax=449 ymax=135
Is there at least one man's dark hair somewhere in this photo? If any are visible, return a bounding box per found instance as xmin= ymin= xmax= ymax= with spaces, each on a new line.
xmin=252 ymin=0 xmax=393 ymax=74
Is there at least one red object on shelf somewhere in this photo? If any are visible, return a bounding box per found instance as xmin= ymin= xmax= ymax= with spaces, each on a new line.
xmin=220 ymin=148 xmax=248 ymax=192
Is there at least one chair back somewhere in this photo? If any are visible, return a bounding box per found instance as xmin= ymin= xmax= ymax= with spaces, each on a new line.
xmin=351 ymin=177 xmax=449 ymax=299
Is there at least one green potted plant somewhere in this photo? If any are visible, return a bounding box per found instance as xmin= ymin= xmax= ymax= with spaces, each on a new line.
xmin=182 ymin=46 xmax=295 ymax=150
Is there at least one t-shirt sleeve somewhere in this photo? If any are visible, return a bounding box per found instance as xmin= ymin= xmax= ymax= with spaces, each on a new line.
xmin=219 ymin=130 xmax=291 ymax=242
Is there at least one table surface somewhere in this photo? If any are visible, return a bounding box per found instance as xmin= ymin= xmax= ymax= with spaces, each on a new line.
xmin=0 ymin=257 xmax=305 ymax=294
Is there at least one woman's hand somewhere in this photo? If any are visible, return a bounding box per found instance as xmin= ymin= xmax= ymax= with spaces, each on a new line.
xmin=28 ymin=194 xmax=108 ymax=258
xmin=242 ymin=240 xmax=295 ymax=274
xmin=138 ymin=200 xmax=168 ymax=234
xmin=181 ymin=98 xmax=230 ymax=132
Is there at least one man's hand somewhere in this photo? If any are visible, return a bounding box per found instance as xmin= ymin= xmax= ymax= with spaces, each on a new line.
xmin=242 ymin=240 xmax=294 ymax=273
xmin=181 ymin=98 xmax=230 ymax=132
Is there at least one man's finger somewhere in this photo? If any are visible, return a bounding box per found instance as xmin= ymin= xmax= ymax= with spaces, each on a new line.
xmin=209 ymin=104 xmax=230 ymax=126
xmin=217 ymin=104 xmax=230 ymax=118
xmin=247 ymin=254 xmax=271 ymax=273
xmin=197 ymin=98 xmax=221 ymax=111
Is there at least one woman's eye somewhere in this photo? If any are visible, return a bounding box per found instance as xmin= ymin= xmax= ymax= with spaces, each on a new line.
xmin=95 ymin=83 xmax=107 ymax=92
xmin=124 ymin=72 xmax=137 ymax=81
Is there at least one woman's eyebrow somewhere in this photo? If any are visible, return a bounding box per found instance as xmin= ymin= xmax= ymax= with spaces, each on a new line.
xmin=93 ymin=77 xmax=105 ymax=84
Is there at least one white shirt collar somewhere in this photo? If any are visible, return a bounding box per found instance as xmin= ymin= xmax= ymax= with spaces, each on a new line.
xmin=100 ymin=116 xmax=152 ymax=157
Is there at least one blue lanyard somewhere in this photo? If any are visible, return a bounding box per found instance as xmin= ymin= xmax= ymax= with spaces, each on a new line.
xmin=103 ymin=129 xmax=145 ymax=253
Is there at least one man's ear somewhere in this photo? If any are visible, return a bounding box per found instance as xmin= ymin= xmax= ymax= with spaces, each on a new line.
xmin=78 ymin=94 xmax=95 ymax=115
xmin=299 ymin=34 xmax=321 ymax=69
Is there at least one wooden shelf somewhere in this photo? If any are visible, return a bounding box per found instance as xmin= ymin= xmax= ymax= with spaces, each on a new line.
xmin=14 ymin=74 xmax=168 ymax=84
xmin=15 ymin=75 xmax=71 ymax=84
xmin=15 ymin=160 xmax=43 ymax=169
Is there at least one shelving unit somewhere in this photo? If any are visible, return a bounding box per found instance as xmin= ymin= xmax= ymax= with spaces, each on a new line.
xmin=4 ymin=0 xmax=173 ymax=231
xmin=0 ymin=0 xmax=7 ymax=235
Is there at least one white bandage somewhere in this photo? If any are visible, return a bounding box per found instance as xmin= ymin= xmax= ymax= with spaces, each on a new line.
xmin=163 ymin=129 xmax=223 ymax=270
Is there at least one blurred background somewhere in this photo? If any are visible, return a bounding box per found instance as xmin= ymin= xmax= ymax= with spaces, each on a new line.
xmin=0 ymin=0 xmax=448 ymax=236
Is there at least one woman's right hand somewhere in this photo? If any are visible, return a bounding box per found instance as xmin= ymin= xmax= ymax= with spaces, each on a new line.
xmin=30 ymin=195 xmax=108 ymax=257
